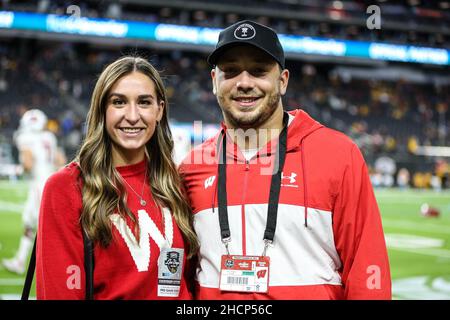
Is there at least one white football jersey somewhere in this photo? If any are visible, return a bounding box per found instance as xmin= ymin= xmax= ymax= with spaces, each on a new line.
xmin=15 ymin=130 xmax=58 ymax=184
xmin=171 ymin=126 xmax=192 ymax=165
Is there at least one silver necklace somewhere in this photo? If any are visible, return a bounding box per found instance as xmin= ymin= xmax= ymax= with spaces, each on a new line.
xmin=122 ymin=168 xmax=148 ymax=206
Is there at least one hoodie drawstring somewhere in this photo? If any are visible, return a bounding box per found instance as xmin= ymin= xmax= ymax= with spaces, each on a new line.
xmin=212 ymin=171 xmax=219 ymax=213
xmin=301 ymin=138 xmax=309 ymax=228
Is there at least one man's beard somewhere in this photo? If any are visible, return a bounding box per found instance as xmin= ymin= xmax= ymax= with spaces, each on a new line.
xmin=219 ymin=90 xmax=281 ymax=129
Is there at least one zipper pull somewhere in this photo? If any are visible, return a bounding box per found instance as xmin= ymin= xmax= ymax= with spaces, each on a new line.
xmin=245 ymin=160 xmax=250 ymax=171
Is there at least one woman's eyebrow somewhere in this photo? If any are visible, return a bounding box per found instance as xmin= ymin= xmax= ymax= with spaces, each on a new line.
xmin=108 ymin=93 xmax=154 ymax=99
xmin=108 ymin=93 xmax=126 ymax=99
xmin=137 ymin=94 xmax=154 ymax=99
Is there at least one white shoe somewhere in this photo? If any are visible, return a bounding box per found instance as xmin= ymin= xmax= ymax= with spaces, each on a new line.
xmin=2 ymin=258 xmax=25 ymax=275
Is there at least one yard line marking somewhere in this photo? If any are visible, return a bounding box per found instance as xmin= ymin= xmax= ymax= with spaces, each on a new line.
xmin=0 ymin=201 xmax=23 ymax=214
xmin=433 ymin=277 xmax=450 ymax=292
xmin=385 ymin=233 xmax=444 ymax=249
xmin=388 ymin=247 xmax=450 ymax=259
xmin=383 ymin=219 xmax=450 ymax=235
xmin=393 ymin=276 xmax=450 ymax=300
xmin=385 ymin=233 xmax=450 ymax=258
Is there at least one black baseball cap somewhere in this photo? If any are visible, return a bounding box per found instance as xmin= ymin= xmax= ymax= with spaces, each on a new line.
xmin=207 ymin=20 xmax=285 ymax=69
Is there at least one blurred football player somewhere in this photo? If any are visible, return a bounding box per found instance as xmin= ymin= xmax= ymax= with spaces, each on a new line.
xmin=171 ymin=125 xmax=192 ymax=165
xmin=2 ymin=109 xmax=66 ymax=274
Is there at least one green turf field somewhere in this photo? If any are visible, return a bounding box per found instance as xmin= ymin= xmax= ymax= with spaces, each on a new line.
xmin=0 ymin=180 xmax=449 ymax=300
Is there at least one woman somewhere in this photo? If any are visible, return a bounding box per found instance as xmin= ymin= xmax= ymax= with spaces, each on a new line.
xmin=36 ymin=56 xmax=198 ymax=299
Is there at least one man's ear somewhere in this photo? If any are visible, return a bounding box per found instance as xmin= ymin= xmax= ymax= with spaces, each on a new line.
xmin=279 ymin=68 xmax=289 ymax=96
xmin=211 ymin=68 xmax=217 ymax=95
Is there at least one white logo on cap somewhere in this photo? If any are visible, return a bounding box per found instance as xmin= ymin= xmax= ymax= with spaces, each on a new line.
xmin=234 ymin=23 xmax=256 ymax=40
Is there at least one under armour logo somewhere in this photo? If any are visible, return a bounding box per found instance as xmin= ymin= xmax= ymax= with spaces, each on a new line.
xmin=282 ymin=172 xmax=297 ymax=184
xmin=204 ymin=175 xmax=216 ymax=189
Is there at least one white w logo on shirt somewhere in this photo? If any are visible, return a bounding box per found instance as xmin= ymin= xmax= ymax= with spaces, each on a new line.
xmin=204 ymin=175 xmax=216 ymax=189
xmin=109 ymin=208 xmax=173 ymax=272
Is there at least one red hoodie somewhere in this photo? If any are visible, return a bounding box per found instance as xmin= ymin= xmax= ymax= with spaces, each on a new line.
xmin=36 ymin=159 xmax=193 ymax=300
xmin=179 ymin=109 xmax=391 ymax=300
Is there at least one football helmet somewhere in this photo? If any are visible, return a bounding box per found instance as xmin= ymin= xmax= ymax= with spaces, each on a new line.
xmin=19 ymin=109 xmax=48 ymax=132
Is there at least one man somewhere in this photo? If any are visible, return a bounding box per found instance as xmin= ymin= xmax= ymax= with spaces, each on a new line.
xmin=2 ymin=109 xmax=65 ymax=274
xmin=180 ymin=20 xmax=391 ymax=299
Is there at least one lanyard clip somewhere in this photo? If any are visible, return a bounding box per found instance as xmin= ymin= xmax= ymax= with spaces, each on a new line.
xmin=262 ymin=239 xmax=272 ymax=257
xmin=222 ymin=237 xmax=231 ymax=256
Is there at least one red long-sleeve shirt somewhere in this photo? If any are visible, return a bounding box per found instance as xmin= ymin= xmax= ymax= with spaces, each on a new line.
xmin=36 ymin=159 xmax=193 ymax=300
xmin=180 ymin=109 xmax=391 ymax=300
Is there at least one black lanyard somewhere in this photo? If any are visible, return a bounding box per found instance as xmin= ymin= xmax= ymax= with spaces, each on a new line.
xmin=217 ymin=112 xmax=289 ymax=253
